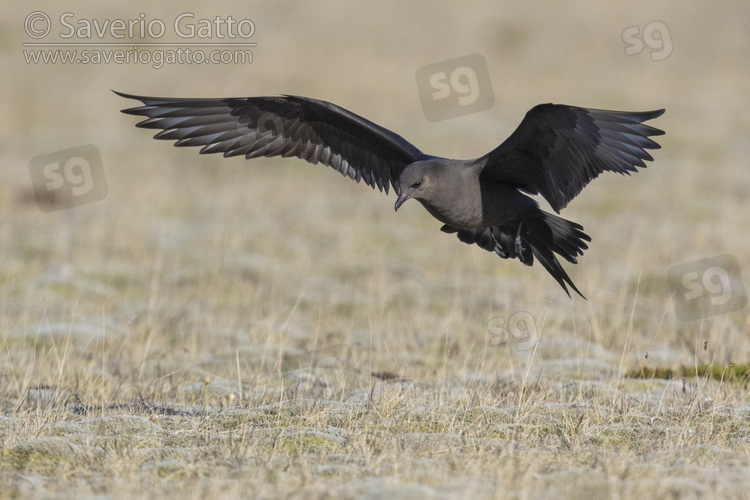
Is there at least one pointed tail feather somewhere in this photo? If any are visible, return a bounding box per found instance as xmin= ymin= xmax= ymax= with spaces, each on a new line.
xmin=517 ymin=214 xmax=589 ymax=298
xmin=441 ymin=210 xmax=591 ymax=298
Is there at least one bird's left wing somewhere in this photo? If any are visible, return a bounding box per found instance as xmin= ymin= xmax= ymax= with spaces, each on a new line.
xmin=478 ymin=104 xmax=665 ymax=212
xmin=116 ymin=91 xmax=424 ymax=194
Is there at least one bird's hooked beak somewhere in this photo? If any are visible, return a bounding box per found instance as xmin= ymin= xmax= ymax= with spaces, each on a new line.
xmin=394 ymin=192 xmax=411 ymax=212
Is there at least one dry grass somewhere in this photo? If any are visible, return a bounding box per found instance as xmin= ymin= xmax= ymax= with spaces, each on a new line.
xmin=2 ymin=1 xmax=750 ymax=498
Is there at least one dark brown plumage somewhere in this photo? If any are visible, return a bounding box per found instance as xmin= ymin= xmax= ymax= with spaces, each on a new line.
xmin=117 ymin=91 xmax=664 ymax=297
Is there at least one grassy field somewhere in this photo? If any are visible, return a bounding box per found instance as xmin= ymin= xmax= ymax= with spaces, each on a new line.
xmin=2 ymin=1 xmax=750 ymax=498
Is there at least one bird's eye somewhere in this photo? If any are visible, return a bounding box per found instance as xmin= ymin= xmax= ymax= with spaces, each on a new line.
xmin=411 ymin=180 xmax=422 ymax=189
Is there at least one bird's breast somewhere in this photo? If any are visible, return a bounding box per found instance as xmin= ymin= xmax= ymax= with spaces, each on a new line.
xmin=418 ymin=198 xmax=484 ymax=229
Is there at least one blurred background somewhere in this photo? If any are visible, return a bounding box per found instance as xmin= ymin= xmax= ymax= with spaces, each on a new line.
xmin=3 ymin=4 xmax=750 ymax=496
xmin=1 ymin=0 xmax=749 ymax=365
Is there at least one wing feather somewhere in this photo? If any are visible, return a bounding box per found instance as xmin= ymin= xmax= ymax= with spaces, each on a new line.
xmin=479 ymin=104 xmax=664 ymax=212
xmin=116 ymin=91 xmax=424 ymax=194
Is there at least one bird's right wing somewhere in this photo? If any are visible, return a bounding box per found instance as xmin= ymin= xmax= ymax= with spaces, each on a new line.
xmin=116 ymin=91 xmax=424 ymax=195
xmin=478 ymin=104 xmax=664 ymax=212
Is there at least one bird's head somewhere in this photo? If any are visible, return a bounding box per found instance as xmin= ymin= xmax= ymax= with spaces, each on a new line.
xmin=394 ymin=161 xmax=436 ymax=211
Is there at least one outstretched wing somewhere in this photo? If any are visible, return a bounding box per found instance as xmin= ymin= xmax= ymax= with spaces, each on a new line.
xmin=479 ymin=104 xmax=665 ymax=212
xmin=115 ymin=91 xmax=424 ymax=194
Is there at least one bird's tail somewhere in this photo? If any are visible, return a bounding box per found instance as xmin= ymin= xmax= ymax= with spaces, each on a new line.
xmin=510 ymin=212 xmax=591 ymax=298
xmin=441 ymin=211 xmax=591 ymax=297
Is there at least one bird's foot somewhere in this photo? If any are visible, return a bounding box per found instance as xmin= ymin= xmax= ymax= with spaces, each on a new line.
xmin=489 ymin=230 xmax=509 ymax=259
xmin=515 ymin=223 xmax=527 ymax=262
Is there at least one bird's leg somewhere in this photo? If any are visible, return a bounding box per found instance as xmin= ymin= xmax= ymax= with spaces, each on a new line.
xmin=515 ymin=222 xmax=526 ymax=261
xmin=488 ymin=228 xmax=509 ymax=259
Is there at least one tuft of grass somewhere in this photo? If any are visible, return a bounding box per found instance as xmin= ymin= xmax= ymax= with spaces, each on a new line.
xmin=627 ymin=364 xmax=750 ymax=386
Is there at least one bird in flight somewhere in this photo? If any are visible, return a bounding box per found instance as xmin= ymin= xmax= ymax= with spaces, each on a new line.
xmin=116 ymin=91 xmax=664 ymax=298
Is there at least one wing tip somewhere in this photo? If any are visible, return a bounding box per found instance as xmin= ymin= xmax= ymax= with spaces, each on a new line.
xmin=114 ymin=90 xmax=154 ymax=117
xmin=113 ymin=89 xmax=147 ymax=104
xmin=649 ymin=108 xmax=666 ymax=119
